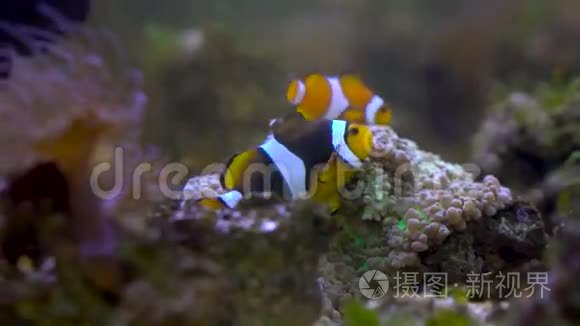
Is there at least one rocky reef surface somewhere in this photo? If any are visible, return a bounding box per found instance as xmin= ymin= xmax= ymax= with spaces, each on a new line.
xmin=473 ymin=81 xmax=580 ymax=233
xmin=470 ymin=80 xmax=580 ymax=325
xmin=180 ymin=125 xmax=547 ymax=325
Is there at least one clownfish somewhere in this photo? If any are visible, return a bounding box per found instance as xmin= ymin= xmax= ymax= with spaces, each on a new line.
xmin=199 ymin=118 xmax=374 ymax=213
xmin=285 ymin=73 xmax=392 ymax=125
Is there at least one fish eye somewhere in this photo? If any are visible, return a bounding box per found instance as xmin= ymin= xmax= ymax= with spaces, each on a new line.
xmin=379 ymin=106 xmax=389 ymax=113
xmin=349 ymin=127 xmax=359 ymax=136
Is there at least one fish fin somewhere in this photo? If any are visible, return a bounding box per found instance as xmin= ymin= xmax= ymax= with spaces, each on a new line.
xmin=316 ymin=160 xmax=336 ymax=184
xmin=290 ymin=110 xmax=308 ymax=122
xmin=220 ymin=153 xmax=238 ymax=188
xmin=317 ymin=174 xmax=328 ymax=184
xmin=308 ymin=157 xmax=343 ymax=214
xmin=295 ymin=105 xmax=312 ymax=120
xmin=310 ymin=190 xmax=341 ymax=215
xmin=198 ymin=198 xmax=224 ymax=210
xmin=270 ymin=112 xmax=307 ymax=132
xmin=217 ymin=190 xmax=243 ymax=209
xmin=328 ymin=200 xmax=340 ymax=215
xmin=374 ymin=104 xmax=393 ymax=125
xmin=223 ymin=150 xmax=256 ymax=190
xmin=198 ymin=190 xmax=244 ymax=210
xmin=339 ymin=72 xmax=364 ymax=80
xmin=317 ymin=191 xmax=341 ymax=215
xmin=340 ymin=107 xmax=365 ymax=123
xmin=268 ymin=118 xmax=279 ymax=127
xmin=294 ymin=110 xmax=306 ymax=120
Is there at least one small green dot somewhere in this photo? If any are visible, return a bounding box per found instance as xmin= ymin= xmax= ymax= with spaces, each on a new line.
xmin=359 ymin=262 xmax=370 ymax=271
xmin=397 ymin=219 xmax=407 ymax=231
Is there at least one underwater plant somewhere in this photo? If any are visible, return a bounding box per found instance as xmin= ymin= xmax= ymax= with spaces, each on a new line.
xmin=0 ymin=1 xmax=91 ymax=77
xmin=0 ymin=6 xmax=147 ymax=292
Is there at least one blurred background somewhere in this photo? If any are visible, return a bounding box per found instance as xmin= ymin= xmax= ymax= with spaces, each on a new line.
xmin=90 ymin=0 xmax=580 ymax=171
xmin=2 ymin=1 xmax=580 ymax=324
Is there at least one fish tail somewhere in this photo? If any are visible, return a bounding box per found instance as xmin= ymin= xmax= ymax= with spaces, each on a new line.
xmin=222 ymin=149 xmax=257 ymax=190
xmin=199 ymin=190 xmax=243 ymax=210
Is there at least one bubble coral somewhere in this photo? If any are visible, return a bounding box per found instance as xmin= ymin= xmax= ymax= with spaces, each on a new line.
xmin=363 ymin=126 xmax=513 ymax=268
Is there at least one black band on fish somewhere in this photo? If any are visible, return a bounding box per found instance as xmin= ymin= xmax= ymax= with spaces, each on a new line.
xmin=331 ymin=120 xmax=363 ymax=168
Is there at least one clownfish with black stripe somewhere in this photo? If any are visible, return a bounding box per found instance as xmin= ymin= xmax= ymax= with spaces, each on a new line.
xmin=286 ymin=73 xmax=392 ymax=125
xmin=199 ymin=117 xmax=374 ymax=213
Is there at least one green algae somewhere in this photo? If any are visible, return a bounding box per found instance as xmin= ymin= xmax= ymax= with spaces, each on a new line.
xmin=343 ymin=301 xmax=380 ymax=326
xmin=427 ymin=309 xmax=473 ymax=326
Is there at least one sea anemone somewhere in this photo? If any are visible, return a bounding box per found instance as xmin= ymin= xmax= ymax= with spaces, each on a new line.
xmin=0 ymin=6 xmax=147 ymax=280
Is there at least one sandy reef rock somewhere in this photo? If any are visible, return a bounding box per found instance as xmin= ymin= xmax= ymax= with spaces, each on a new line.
xmin=162 ymin=200 xmax=338 ymax=325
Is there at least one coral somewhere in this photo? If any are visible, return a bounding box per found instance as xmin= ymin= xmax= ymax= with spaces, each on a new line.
xmin=361 ymin=126 xmax=514 ymax=269
xmin=180 ymin=122 xmax=546 ymax=323
xmin=308 ymin=127 xmax=545 ymax=319
xmin=423 ymin=201 xmax=546 ymax=282
xmin=473 ymin=81 xmax=580 ymax=229
xmin=470 ymin=80 xmax=580 ymax=324
xmin=505 ymin=220 xmax=580 ymax=325
xmin=181 ymin=173 xmax=223 ymax=201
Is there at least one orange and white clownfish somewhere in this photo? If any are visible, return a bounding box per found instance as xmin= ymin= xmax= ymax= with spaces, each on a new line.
xmin=197 ymin=118 xmax=374 ymax=213
xmin=285 ymin=73 xmax=392 ymax=125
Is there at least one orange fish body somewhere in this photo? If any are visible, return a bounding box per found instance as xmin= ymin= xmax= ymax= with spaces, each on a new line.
xmin=286 ymin=73 xmax=392 ymax=125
